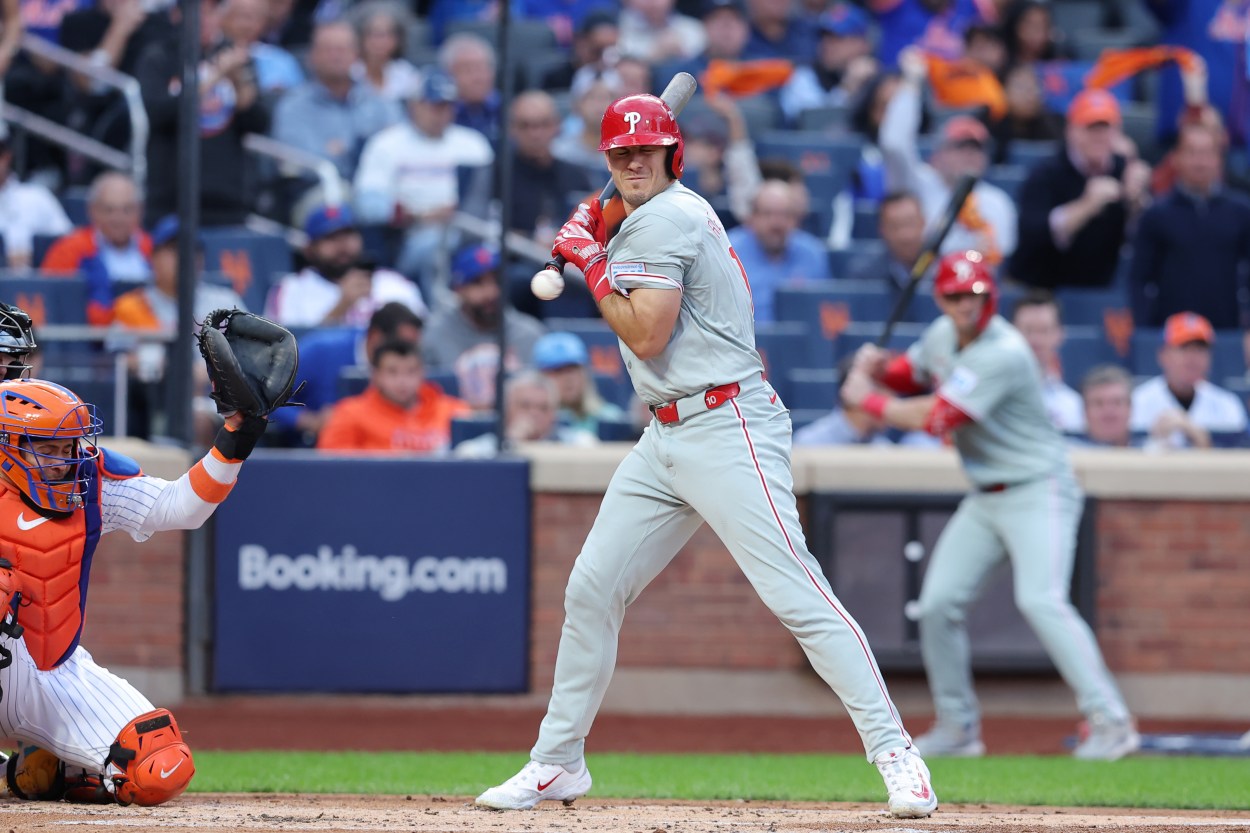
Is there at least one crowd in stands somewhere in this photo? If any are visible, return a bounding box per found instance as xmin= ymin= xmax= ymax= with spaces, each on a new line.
xmin=0 ymin=0 xmax=1247 ymax=454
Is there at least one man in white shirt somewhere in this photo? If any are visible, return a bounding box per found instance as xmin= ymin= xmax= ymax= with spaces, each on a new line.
xmin=1131 ymin=312 xmax=1248 ymax=448
xmin=880 ymin=47 xmax=1017 ymax=264
xmin=265 ymin=203 xmax=426 ymax=328
xmin=353 ymin=69 xmax=494 ymax=293
xmin=1011 ymin=290 xmax=1085 ymax=434
xmin=0 ymin=134 xmax=72 ymax=268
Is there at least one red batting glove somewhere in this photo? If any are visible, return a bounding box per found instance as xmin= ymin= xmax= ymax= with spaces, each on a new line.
xmin=552 ymin=200 xmax=614 ymax=303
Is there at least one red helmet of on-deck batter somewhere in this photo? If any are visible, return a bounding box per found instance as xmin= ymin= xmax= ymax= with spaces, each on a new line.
xmin=933 ymin=249 xmax=997 ymax=332
xmin=599 ymin=94 xmax=684 ymax=179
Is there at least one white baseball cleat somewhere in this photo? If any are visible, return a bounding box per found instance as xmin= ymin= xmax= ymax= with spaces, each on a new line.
xmin=913 ymin=721 xmax=986 ymax=757
xmin=874 ymin=746 xmax=939 ymax=819
xmin=1073 ymin=714 xmax=1141 ymax=761
xmin=475 ymin=760 xmax=592 ymax=810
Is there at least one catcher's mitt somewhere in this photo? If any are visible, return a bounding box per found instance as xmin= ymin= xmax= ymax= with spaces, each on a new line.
xmin=196 ymin=309 xmax=303 ymax=417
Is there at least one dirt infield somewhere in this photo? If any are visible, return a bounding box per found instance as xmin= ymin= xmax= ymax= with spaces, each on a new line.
xmin=2 ymin=795 xmax=1249 ymax=833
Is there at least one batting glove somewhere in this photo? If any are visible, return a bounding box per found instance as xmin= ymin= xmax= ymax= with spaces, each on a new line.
xmin=553 ymin=200 xmax=614 ymax=303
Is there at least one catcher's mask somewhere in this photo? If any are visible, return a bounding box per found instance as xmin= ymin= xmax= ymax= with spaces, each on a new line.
xmin=0 ymin=303 xmax=37 ymax=381
xmin=0 ymin=380 xmax=102 ymax=513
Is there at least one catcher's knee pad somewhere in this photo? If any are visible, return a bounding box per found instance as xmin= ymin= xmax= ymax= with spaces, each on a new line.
xmin=6 ymin=745 xmax=66 ymax=800
xmin=108 ymin=708 xmax=195 ymax=806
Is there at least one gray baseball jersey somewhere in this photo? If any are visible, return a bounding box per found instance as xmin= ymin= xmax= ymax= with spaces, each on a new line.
xmin=527 ymin=179 xmax=918 ymax=773
xmin=906 ymin=315 xmax=1069 ymax=487
xmin=606 ymin=182 xmax=763 ymax=405
xmin=905 ymin=315 xmax=1130 ymax=734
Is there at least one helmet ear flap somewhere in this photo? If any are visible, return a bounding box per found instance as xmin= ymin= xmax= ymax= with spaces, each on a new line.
xmin=666 ymin=142 xmax=684 ymax=179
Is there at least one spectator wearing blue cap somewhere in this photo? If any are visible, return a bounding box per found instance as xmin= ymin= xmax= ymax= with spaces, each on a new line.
xmin=534 ymin=331 xmax=627 ymax=436
xmin=265 ymin=202 xmax=427 ymax=327
xmin=353 ymin=68 xmax=494 ymax=291
xmin=271 ymin=21 xmax=399 ymax=189
xmin=423 ymin=244 xmax=546 ymax=410
xmin=779 ymin=3 xmax=878 ymax=125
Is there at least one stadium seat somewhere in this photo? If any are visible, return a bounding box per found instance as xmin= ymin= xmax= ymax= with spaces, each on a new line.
xmin=850 ymin=201 xmax=879 ymax=239
xmin=755 ymin=322 xmax=811 ymax=398
xmin=797 ymin=104 xmax=851 ymax=133
xmin=985 ymin=164 xmax=1028 ymax=201
xmin=754 ymin=131 xmax=861 ymax=193
xmin=59 ymin=187 xmax=91 ymax=227
xmin=597 ymin=418 xmax=638 ymax=442
xmin=445 ymin=19 xmax=556 ymax=53
xmin=1060 ymin=326 xmax=1128 ymax=389
xmin=32 ymin=233 xmax=60 ymax=268
xmin=774 ymin=281 xmax=892 ymax=366
xmin=1053 ymin=286 xmax=1131 ymax=327
xmin=828 ymin=239 xmax=886 ymax=281
xmin=1006 ymin=140 xmax=1059 ymax=168
xmin=199 ymin=228 xmax=294 ymax=314
xmin=785 ymin=368 xmax=840 ymax=411
xmin=337 ymin=367 xmax=368 ymax=399
xmin=829 ymin=322 xmax=927 ymax=364
xmin=0 ymin=272 xmax=88 ymax=324
xmin=1050 ymin=0 xmax=1107 ymax=34
xmin=427 ymin=370 xmax=460 ymax=399
xmin=451 ymin=415 xmax=495 ymax=447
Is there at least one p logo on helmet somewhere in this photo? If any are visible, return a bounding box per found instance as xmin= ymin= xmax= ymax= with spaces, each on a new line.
xmin=933 ymin=250 xmax=998 ymax=334
xmin=599 ymin=94 xmax=685 ymax=179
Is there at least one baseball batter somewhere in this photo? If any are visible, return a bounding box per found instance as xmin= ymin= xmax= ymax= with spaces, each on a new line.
xmin=476 ymin=94 xmax=938 ymax=819
xmin=840 ymin=250 xmax=1139 ymax=761
xmin=0 ymin=372 xmax=268 ymax=804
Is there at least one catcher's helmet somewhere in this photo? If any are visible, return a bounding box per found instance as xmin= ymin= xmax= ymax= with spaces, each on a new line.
xmin=0 ymin=303 xmax=36 ymax=381
xmin=599 ymin=94 xmax=684 ymax=179
xmin=0 ymin=380 xmax=101 ymax=513
xmin=933 ymin=249 xmax=996 ymax=332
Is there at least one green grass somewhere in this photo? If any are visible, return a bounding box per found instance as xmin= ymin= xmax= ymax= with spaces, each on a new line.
xmin=190 ymin=751 xmax=1250 ymax=810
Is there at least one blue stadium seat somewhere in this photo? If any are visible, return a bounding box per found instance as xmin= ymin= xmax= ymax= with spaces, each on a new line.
xmin=828 ymin=239 xmax=887 ymax=281
xmin=426 ymin=369 xmax=460 ymax=398
xmin=59 ymin=187 xmax=90 ymax=227
xmin=774 ymin=282 xmax=893 ymax=366
xmin=0 ymin=272 xmax=87 ymax=324
xmin=597 ymin=418 xmax=638 ymax=442
xmin=451 ymin=415 xmax=494 ymax=447
xmin=985 ymin=164 xmax=1028 ymax=201
xmin=1060 ymin=326 xmax=1128 ymax=389
xmin=337 ymin=367 xmax=368 ymax=399
xmin=199 ymin=228 xmax=294 ymax=314
xmin=33 ymin=234 xmax=60 ymax=268
xmin=1053 ymin=286 xmax=1131 ymax=327
xmin=754 ymin=131 xmax=862 ymax=193
xmin=1006 ymin=140 xmax=1059 ymax=168
xmin=755 ymin=322 xmax=811 ymax=400
xmin=850 ymin=201 xmax=879 ymax=239
xmin=785 ymin=368 xmax=840 ymax=411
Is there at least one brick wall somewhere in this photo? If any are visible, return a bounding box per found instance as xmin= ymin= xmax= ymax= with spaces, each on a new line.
xmin=76 ymin=492 xmax=1250 ymax=695
xmin=1096 ymin=500 xmax=1250 ymax=674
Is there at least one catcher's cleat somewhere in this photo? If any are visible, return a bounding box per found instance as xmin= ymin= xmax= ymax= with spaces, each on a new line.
xmin=6 ymin=745 xmax=67 ymax=800
xmin=874 ymin=746 xmax=939 ymax=819
xmin=475 ymin=760 xmax=592 ymax=810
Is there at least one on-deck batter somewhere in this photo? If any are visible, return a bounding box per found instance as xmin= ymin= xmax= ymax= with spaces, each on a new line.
xmin=475 ymin=93 xmax=938 ymax=819
xmin=840 ymin=249 xmax=1139 ymax=761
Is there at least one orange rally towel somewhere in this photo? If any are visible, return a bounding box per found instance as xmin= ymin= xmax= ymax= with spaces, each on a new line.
xmin=701 ymin=59 xmax=794 ymax=98
xmin=1084 ymin=46 xmax=1199 ymax=91
xmin=925 ymin=54 xmax=1007 ymax=120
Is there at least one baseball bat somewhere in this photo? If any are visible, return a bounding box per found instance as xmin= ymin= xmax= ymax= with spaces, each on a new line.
xmin=532 ymin=72 xmax=699 ymax=285
xmin=873 ymin=173 xmax=978 ymax=347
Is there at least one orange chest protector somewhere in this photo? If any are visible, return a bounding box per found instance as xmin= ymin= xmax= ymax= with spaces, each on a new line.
xmin=0 ymin=475 xmax=101 ymax=670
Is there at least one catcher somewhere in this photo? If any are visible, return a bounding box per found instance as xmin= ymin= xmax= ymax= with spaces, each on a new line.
xmin=0 ymin=310 xmax=299 ymax=805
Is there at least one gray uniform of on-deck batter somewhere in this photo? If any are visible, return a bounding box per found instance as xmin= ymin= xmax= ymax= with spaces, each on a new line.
xmin=906 ymin=315 xmax=1131 ymax=728
xmin=532 ymin=181 xmax=916 ymax=766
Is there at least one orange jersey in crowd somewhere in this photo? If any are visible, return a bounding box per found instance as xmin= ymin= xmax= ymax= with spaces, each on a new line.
xmin=317 ymin=383 xmax=471 ymax=453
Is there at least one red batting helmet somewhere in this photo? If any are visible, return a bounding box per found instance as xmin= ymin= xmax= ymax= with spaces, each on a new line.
xmin=599 ymin=94 xmax=684 ymax=179
xmin=933 ymin=250 xmax=997 ymax=332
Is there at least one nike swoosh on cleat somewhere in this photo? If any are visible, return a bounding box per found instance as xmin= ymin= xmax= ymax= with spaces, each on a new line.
xmin=159 ymin=760 xmax=185 ymax=780
xmin=536 ymin=774 xmax=561 ymax=792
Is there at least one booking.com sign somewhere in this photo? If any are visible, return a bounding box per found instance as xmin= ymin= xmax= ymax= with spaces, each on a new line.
xmin=212 ymin=456 xmax=531 ymax=693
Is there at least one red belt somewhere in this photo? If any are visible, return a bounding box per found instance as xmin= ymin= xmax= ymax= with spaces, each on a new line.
xmin=651 ymin=382 xmax=742 ymax=425
xmin=979 ymin=483 xmax=1011 ymax=493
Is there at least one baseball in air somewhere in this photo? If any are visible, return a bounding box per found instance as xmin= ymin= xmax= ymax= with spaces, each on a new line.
xmin=531 ymin=268 xmax=565 ymax=300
